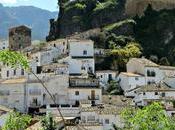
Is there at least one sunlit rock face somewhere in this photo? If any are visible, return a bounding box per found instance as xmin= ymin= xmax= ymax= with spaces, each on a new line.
xmin=125 ymin=0 xmax=175 ymax=16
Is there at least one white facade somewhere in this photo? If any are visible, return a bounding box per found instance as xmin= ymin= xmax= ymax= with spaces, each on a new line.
xmin=96 ymin=70 xmax=118 ymax=85
xmin=69 ymin=58 xmax=94 ymax=74
xmin=119 ymin=58 xmax=175 ymax=93
xmin=49 ymin=39 xmax=68 ymax=55
xmin=0 ymin=79 xmax=26 ymax=112
xmin=69 ymin=39 xmax=94 ymax=58
xmin=0 ymin=75 xmax=69 ymax=112
xmin=0 ymin=40 xmax=8 ymax=50
xmin=68 ymin=88 xmax=102 ymax=105
xmin=80 ymin=106 xmax=123 ymax=130
xmin=31 ymin=48 xmax=59 ymax=67
xmin=1 ymin=66 xmax=27 ymax=79
xmin=133 ymin=84 xmax=175 ymax=106
xmin=118 ymin=72 xmax=145 ymax=95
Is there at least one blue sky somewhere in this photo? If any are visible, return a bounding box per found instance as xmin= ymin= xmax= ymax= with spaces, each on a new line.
xmin=0 ymin=0 xmax=58 ymax=11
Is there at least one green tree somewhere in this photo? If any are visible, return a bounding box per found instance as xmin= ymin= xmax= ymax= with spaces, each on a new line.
xmin=121 ymin=102 xmax=175 ymax=130
xmin=107 ymin=80 xmax=123 ymax=95
xmin=41 ymin=114 xmax=57 ymax=130
xmin=2 ymin=111 xmax=31 ymax=130
xmin=110 ymin=42 xmax=142 ymax=70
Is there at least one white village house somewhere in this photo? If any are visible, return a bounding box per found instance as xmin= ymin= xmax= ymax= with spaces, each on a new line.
xmin=118 ymin=58 xmax=175 ymax=97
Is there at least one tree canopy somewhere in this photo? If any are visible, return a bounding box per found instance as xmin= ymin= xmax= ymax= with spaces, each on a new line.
xmin=121 ymin=102 xmax=175 ymax=130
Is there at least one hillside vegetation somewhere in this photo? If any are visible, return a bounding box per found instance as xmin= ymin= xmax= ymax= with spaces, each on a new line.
xmin=47 ymin=0 xmax=175 ymax=70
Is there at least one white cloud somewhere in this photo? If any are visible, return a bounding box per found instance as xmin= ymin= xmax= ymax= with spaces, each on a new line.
xmin=0 ymin=0 xmax=17 ymax=4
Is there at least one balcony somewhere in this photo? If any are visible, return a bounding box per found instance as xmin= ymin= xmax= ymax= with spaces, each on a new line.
xmin=29 ymin=102 xmax=41 ymax=108
xmin=88 ymin=95 xmax=99 ymax=100
xmin=69 ymin=78 xmax=99 ymax=88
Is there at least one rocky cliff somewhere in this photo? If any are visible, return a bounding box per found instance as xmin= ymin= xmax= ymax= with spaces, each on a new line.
xmin=125 ymin=0 xmax=175 ymax=16
xmin=46 ymin=0 xmax=127 ymax=41
xmin=47 ymin=0 xmax=175 ymax=41
xmin=46 ymin=0 xmax=175 ymax=69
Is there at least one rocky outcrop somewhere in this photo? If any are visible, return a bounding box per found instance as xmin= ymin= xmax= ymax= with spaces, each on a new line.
xmin=46 ymin=0 xmax=127 ymax=41
xmin=125 ymin=0 xmax=175 ymax=16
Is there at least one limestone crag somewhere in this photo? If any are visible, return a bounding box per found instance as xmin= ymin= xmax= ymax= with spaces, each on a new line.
xmin=125 ymin=0 xmax=175 ymax=16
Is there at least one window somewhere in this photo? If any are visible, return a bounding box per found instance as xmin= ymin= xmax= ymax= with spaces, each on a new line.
xmin=101 ymin=75 xmax=103 ymax=78
xmin=75 ymin=91 xmax=79 ymax=96
xmin=14 ymin=69 xmax=16 ymax=76
xmin=143 ymin=92 xmax=146 ymax=95
xmin=147 ymin=70 xmax=156 ymax=77
xmin=36 ymin=57 xmax=39 ymax=62
xmin=83 ymin=50 xmax=87 ymax=55
xmin=151 ymin=71 xmax=156 ymax=77
xmin=81 ymin=66 xmax=85 ymax=70
xmin=21 ymin=69 xmax=24 ymax=75
xmin=147 ymin=70 xmax=151 ymax=76
xmin=105 ymin=119 xmax=110 ymax=124
xmin=7 ymin=70 xmax=9 ymax=77
xmin=3 ymin=47 xmax=5 ymax=49
xmin=87 ymin=116 xmax=95 ymax=122
xmin=162 ymin=92 xmax=165 ymax=97
xmin=147 ymin=81 xmax=151 ymax=85
xmin=135 ymin=77 xmax=139 ymax=80
xmin=155 ymin=92 xmax=158 ymax=95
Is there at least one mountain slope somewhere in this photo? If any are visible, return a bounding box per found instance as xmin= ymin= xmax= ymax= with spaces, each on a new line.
xmin=0 ymin=4 xmax=57 ymax=40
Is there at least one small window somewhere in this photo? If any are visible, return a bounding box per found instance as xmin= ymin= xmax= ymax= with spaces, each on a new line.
xmin=147 ymin=70 xmax=151 ymax=76
xmin=53 ymin=44 xmax=56 ymax=47
xmin=3 ymin=47 xmax=5 ymax=49
xmin=21 ymin=69 xmax=24 ymax=75
xmin=105 ymin=119 xmax=110 ymax=124
xmin=83 ymin=50 xmax=87 ymax=55
xmin=147 ymin=81 xmax=151 ymax=85
xmin=155 ymin=92 xmax=158 ymax=95
xmin=7 ymin=70 xmax=9 ymax=77
xmin=101 ymin=75 xmax=103 ymax=78
xmin=135 ymin=77 xmax=139 ymax=80
xmin=36 ymin=57 xmax=39 ymax=62
xmin=75 ymin=91 xmax=79 ymax=96
xmin=143 ymin=92 xmax=146 ymax=95
xmin=14 ymin=69 xmax=16 ymax=76
xmin=162 ymin=92 xmax=165 ymax=97
xmin=81 ymin=66 xmax=85 ymax=70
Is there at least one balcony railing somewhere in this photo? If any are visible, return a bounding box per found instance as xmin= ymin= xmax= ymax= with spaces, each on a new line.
xmin=69 ymin=78 xmax=99 ymax=87
xmin=88 ymin=95 xmax=99 ymax=100
xmin=29 ymin=102 xmax=41 ymax=108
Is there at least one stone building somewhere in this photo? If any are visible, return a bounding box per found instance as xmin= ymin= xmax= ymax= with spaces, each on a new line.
xmin=9 ymin=25 xmax=31 ymax=51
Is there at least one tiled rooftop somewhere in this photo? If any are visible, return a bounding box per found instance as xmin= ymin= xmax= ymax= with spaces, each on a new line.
xmin=131 ymin=58 xmax=159 ymax=67
xmin=120 ymin=72 xmax=143 ymax=77
xmin=136 ymin=82 xmax=175 ymax=92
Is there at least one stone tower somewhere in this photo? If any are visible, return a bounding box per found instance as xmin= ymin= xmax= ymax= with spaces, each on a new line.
xmin=9 ymin=25 xmax=31 ymax=51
